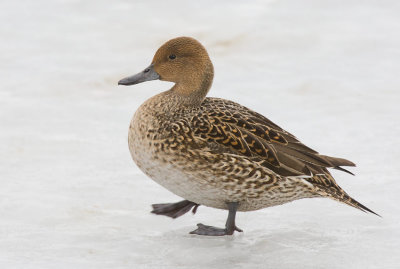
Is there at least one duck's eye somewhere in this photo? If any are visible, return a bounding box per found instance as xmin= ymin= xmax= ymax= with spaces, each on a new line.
xmin=169 ymin=54 xmax=176 ymax=60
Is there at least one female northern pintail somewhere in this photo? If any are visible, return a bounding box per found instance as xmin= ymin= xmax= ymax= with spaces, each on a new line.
xmin=118 ymin=37 xmax=378 ymax=236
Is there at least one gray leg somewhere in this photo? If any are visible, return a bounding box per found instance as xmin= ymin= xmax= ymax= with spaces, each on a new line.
xmin=151 ymin=200 xmax=199 ymax=219
xmin=190 ymin=202 xmax=243 ymax=236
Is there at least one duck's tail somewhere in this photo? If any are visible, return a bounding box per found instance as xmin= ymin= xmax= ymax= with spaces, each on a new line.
xmin=336 ymin=193 xmax=380 ymax=217
xmin=321 ymin=187 xmax=380 ymax=217
xmin=306 ymin=174 xmax=380 ymax=217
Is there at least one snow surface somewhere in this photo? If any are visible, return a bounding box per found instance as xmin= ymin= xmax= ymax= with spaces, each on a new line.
xmin=1 ymin=0 xmax=400 ymax=268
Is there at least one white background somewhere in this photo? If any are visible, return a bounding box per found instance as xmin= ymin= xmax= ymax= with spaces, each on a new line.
xmin=1 ymin=0 xmax=399 ymax=268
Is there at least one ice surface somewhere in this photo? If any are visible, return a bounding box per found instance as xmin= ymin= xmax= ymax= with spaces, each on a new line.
xmin=1 ymin=0 xmax=399 ymax=268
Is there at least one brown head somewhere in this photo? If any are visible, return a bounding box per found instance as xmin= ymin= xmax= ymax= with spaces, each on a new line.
xmin=118 ymin=37 xmax=214 ymax=104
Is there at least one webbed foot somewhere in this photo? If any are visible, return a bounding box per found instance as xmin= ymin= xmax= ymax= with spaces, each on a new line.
xmin=189 ymin=223 xmax=242 ymax=236
xmin=189 ymin=202 xmax=243 ymax=236
xmin=151 ymin=200 xmax=199 ymax=219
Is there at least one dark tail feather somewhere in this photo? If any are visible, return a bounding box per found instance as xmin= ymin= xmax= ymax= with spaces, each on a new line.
xmin=315 ymin=183 xmax=381 ymax=217
xmin=335 ymin=193 xmax=381 ymax=217
xmin=345 ymin=197 xmax=381 ymax=217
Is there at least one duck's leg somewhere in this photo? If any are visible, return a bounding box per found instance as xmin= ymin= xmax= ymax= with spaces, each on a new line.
xmin=151 ymin=200 xmax=199 ymax=219
xmin=190 ymin=202 xmax=243 ymax=236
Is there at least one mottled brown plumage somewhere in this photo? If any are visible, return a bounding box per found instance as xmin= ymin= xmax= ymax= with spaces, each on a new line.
xmin=118 ymin=37 xmax=378 ymax=236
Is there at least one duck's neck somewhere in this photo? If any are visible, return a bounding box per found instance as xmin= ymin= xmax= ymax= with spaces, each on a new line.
xmin=170 ymin=62 xmax=214 ymax=106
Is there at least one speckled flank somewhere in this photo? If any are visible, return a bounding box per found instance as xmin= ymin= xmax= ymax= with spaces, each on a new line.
xmin=124 ymin=37 xmax=377 ymax=216
xmin=128 ymin=93 xmax=318 ymax=211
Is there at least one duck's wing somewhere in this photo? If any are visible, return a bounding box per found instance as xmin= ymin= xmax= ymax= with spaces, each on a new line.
xmin=188 ymin=98 xmax=381 ymax=216
xmin=191 ymin=97 xmax=355 ymax=178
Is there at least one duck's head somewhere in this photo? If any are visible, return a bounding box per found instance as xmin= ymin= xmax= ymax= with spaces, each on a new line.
xmin=118 ymin=37 xmax=214 ymax=100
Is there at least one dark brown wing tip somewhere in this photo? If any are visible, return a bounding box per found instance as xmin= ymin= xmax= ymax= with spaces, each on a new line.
xmin=334 ymin=166 xmax=355 ymax=176
xmin=347 ymin=161 xmax=356 ymax=167
xmin=320 ymin=155 xmax=356 ymax=167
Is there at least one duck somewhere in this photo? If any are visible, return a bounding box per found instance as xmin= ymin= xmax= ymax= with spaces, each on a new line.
xmin=118 ymin=36 xmax=378 ymax=236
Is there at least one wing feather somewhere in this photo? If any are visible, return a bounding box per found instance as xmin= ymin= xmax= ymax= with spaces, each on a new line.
xmin=190 ymin=97 xmax=354 ymax=178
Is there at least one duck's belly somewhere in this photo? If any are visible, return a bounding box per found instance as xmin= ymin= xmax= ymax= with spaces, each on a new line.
xmin=129 ymin=127 xmax=226 ymax=208
xmin=128 ymin=117 xmax=317 ymax=211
